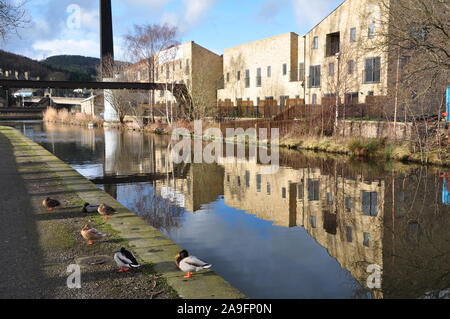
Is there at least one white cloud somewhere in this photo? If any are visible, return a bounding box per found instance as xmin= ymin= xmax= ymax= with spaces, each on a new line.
xmin=183 ymin=0 xmax=216 ymax=28
xmin=126 ymin=0 xmax=171 ymax=9
xmin=291 ymin=0 xmax=341 ymax=30
xmin=32 ymin=39 xmax=100 ymax=58
xmin=161 ymin=0 xmax=217 ymax=33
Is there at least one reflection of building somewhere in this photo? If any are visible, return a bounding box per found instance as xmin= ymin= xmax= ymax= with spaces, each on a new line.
xmin=154 ymin=164 xmax=224 ymax=213
xmin=220 ymin=157 xmax=384 ymax=297
xmin=99 ymin=128 xmax=450 ymax=298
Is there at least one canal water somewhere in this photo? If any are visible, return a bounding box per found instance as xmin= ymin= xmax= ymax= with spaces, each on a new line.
xmin=2 ymin=120 xmax=450 ymax=299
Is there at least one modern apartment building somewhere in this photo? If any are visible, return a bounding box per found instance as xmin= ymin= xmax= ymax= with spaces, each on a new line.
xmin=219 ymin=0 xmax=390 ymax=107
xmin=123 ymin=0 xmax=392 ymax=113
xmin=218 ymin=32 xmax=304 ymax=108
xmin=124 ymin=41 xmax=223 ymax=114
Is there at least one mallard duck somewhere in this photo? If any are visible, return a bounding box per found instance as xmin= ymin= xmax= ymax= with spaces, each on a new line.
xmin=82 ymin=203 xmax=99 ymax=214
xmin=42 ymin=197 xmax=61 ymax=211
xmin=114 ymin=247 xmax=140 ymax=273
xmin=175 ymin=250 xmax=212 ymax=279
xmin=80 ymin=224 xmax=107 ymax=245
xmin=97 ymin=204 xmax=116 ymax=220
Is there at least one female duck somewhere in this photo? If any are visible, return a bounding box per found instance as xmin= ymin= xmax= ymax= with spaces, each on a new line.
xmin=42 ymin=197 xmax=61 ymax=211
xmin=97 ymin=203 xmax=116 ymax=220
xmin=80 ymin=224 xmax=107 ymax=245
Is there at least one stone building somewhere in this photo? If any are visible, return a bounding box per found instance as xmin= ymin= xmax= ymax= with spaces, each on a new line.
xmin=218 ymin=32 xmax=304 ymax=108
xmin=218 ymin=0 xmax=390 ymax=107
xmin=124 ymin=41 xmax=223 ymax=116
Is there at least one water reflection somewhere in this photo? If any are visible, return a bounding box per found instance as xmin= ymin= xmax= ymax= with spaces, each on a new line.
xmin=3 ymin=121 xmax=449 ymax=299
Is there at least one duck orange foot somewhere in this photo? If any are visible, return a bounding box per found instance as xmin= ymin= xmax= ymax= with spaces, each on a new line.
xmin=117 ymin=268 xmax=130 ymax=273
xmin=184 ymin=272 xmax=193 ymax=279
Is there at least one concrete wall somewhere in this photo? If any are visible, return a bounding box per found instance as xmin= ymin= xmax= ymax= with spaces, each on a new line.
xmin=338 ymin=120 xmax=413 ymax=139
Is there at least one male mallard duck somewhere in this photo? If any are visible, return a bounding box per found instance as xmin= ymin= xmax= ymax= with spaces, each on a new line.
xmin=97 ymin=204 xmax=116 ymax=220
xmin=114 ymin=247 xmax=140 ymax=273
xmin=42 ymin=197 xmax=61 ymax=211
xmin=175 ymin=250 xmax=212 ymax=279
xmin=82 ymin=203 xmax=99 ymax=214
xmin=80 ymin=224 xmax=107 ymax=245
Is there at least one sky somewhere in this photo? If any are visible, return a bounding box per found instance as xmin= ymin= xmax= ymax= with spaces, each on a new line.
xmin=1 ymin=0 xmax=344 ymax=61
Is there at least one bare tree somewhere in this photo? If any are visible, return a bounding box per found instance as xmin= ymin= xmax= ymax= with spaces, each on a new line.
xmin=124 ymin=23 xmax=179 ymax=122
xmin=0 ymin=0 xmax=28 ymax=41
xmin=96 ymin=58 xmax=146 ymax=126
xmin=324 ymin=41 xmax=362 ymax=128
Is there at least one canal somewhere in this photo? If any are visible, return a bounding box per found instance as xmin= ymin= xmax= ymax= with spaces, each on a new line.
xmin=2 ymin=120 xmax=450 ymax=299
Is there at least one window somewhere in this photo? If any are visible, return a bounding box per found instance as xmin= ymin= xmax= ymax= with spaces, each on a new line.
xmin=237 ymin=176 xmax=241 ymax=187
xmin=348 ymin=60 xmax=355 ymax=75
xmin=350 ymin=28 xmax=357 ymax=42
xmin=282 ymin=187 xmax=287 ymax=199
xmin=256 ymin=68 xmax=262 ymax=87
xmin=308 ymin=179 xmax=320 ymax=201
xmin=310 ymin=216 xmax=317 ymax=228
xmin=299 ymin=63 xmax=305 ymax=81
xmin=280 ymin=95 xmax=289 ymax=107
xmin=245 ymin=171 xmax=250 ymax=188
xmin=345 ymin=92 xmax=359 ymax=104
xmin=327 ymin=192 xmax=333 ymax=205
xmin=326 ymin=32 xmax=340 ymax=56
xmin=364 ymin=57 xmax=381 ymax=83
xmin=328 ymin=63 xmax=335 ymax=76
xmin=166 ymin=66 xmax=170 ymax=79
xmin=237 ymin=71 xmax=241 ymax=81
xmin=346 ymin=226 xmax=353 ymax=243
xmin=345 ymin=196 xmax=353 ymax=212
xmin=313 ymin=36 xmax=319 ymax=49
xmin=267 ymin=183 xmax=271 ymax=195
xmin=297 ymin=182 xmax=304 ymax=200
xmin=283 ymin=64 xmax=287 ymax=76
xmin=160 ymin=90 xmax=164 ymax=97
xmin=312 ymin=94 xmax=318 ymax=105
xmin=368 ymin=23 xmax=376 ymax=39
xmin=245 ymin=69 xmax=250 ymax=88
xmin=180 ymin=60 xmax=183 ymax=69
xmin=226 ymin=73 xmax=230 ymax=82
xmin=363 ymin=232 xmax=371 ymax=247
xmin=309 ymin=65 xmax=321 ymax=87
xmin=267 ymin=66 xmax=271 ymax=78
xmin=226 ymin=174 xmax=230 ymax=183
xmin=256 ymin=174 xmax=262 ymax=192
xmin=368 ymin=91 xmax=374 ymax=96
xmin=362 ymin=191 xmax=378 ymax=216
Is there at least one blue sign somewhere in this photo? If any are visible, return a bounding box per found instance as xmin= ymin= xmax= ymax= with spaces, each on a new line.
xmin=443 ymin=178 xmax=450 ymax=206
xmin=447 ymin=87 xmax=450 ymax=121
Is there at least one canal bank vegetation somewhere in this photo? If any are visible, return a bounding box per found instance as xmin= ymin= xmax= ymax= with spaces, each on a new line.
xmin=43 ymin=107 xmax=104 ymax=127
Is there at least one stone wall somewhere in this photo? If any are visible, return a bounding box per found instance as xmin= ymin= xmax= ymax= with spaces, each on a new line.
xmin=338 ymin=120 xmax=413 ymax=139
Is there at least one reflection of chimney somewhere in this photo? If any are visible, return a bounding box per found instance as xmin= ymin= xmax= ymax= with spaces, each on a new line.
xmin=24 ymin=72 xmax=29 ymax=80
xmin=15 ymin=71 xmax=18 ymax=79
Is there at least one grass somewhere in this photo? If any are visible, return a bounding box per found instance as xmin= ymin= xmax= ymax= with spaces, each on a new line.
xmin=280 ymin=134 xmax=450 ymax=167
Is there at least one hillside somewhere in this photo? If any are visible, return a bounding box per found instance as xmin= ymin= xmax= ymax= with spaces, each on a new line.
xmin=0 ymin=50 xmax=93 ymax=81
xmin=41 ymin=55 xmax=100 ymax=80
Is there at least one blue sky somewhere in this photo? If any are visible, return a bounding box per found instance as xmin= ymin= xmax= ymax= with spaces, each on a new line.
xmin=1 ymin=0 xmax=343 ymax=61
